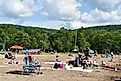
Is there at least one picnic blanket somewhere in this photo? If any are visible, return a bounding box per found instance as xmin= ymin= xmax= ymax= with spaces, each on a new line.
xmin=65 ymin=64 xmax=93 ymax=72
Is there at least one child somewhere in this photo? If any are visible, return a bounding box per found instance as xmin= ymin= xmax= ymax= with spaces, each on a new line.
xmin=55 ymin=55 xmax=59 ymax=62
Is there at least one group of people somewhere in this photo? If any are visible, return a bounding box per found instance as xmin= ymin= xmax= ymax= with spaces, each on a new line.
xmin=4 ymin=52 xmax=20 ymax=64
xmin=68 ymin=54 xmax=96 ymax=69
xmin=4 ymin=48 xmax=115 ymax=71
xmin=67 ymin=48 xmax=99 ymax=69
xmin=23 ymin=54 xmax=38 ymax=66
xmin=52 ymin=48 xmax=99 ymax=69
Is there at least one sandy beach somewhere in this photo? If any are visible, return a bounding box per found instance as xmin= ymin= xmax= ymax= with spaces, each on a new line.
xmin=0 ymin=54 xmax=121 ymax=81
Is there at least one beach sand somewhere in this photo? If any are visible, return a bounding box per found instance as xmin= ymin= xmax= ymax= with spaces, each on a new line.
xmin=0 ymin=54 xmax=121 ymax=81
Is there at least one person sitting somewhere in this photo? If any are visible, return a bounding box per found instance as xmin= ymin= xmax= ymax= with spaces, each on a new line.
xmin=55 ymin=55 xmax=60 ymax=62
xmin=68 ymin=54 xmax=83 ymax=67
xmin=73 ymin=54 xmax=80 ymax=67
xmin=101 ymin=61 xmax=106 ymax=66
xmin=78 ymin=54 xmax=83 ymax=66
xmin=31 ymin=57 xmax=40 ymax=68
xmin=84 ymin=47 xmax=90 ymax=60
xmin=53 ymin=63 xmax=58 ymax=69
xmin=110 ymin=52 xmax=114 ymax=59
xmin=5 ymin=53 xmax=15 ymax=59
xmin=101 ymin=61 xmax=112 ymax=68
xmin=5 ymin=53 xmax=9 ymax=58
xmin=8 ymin=57 xmax=20 ymax=64
xmin=23 ymin=55 xmax=28 ymax=66
xmin=53 ymin=62 xmax=63 ymax=69
xmin=28 ymin=55 xmax=33 ymax=65
xmin=53 ymin=55 xmax=63 ymax=69
xmin=93 ymin=60 xmax=99 ymax=67
xmin=81 ymin=60 xmax=88 ymax=69
xmin=8 ymin=58 xmax=15 ymax=64
xmin=94 ymin=50 xmax=98 ymax=59
xmin=68 ymin=60 xmax=75 ymax=66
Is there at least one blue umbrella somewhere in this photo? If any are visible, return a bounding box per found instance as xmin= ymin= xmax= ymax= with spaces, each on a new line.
xmin=89 ymin=50 xmax=94 ymax=54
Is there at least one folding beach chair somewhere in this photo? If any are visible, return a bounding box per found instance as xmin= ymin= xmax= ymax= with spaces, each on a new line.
xmin=23 ymin=56 xmax=41 ymax=74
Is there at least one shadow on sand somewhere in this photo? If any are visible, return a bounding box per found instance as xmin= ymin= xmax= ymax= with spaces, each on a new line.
xmin=6 ymin=70 xmax=43 ymax=75
xmin=6 ymin=70 xmax=30 ymax=75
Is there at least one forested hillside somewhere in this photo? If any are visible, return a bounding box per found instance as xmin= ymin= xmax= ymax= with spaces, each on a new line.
xmin=0 ymin=24 xmax=121 ymax=53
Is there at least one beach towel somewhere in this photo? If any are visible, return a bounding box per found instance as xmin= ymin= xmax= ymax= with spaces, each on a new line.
xmin=65 ymin=64 xmax=93 ymax=72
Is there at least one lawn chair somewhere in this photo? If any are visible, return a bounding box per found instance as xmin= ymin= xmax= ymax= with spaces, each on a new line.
xmin=22 ymin=56 xmax=41 ymax=75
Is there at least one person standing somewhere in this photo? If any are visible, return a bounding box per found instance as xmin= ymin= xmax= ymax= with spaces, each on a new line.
xmin=23 ymin=54 xmax=28 ymax=65
xmin=84 ymin=47 xmax=90 ymax=60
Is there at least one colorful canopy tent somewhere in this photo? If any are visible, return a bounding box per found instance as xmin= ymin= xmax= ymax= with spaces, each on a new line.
xmin=10 ymin=45 xmax=23 ymax=49
xmin=21 ymin=49 xmax=40 ymax=54
xmin=21 ymin=49 xmax=40 ymax=53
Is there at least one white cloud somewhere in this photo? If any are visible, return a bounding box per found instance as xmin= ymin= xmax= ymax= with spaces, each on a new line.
xmin=81 ymin=9 xmax=110 ymax=23
xmin=1 ymin=0 xmax=121 ymax=29
xmin=0 ymin=0 xmax=36 ymax=18
xmin=82 ymin=0 xmax=121 ymax=12
xmin=80 ymin=8 xmax=121 ymax=25
xmin=38 ymin=0 xmax=121 ymax=28
xmin=39 ymin=0 xmax=81 ymax=21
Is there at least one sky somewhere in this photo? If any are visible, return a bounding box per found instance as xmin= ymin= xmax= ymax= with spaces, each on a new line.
xmin=0 ymin=0 xmax=121 ymax=29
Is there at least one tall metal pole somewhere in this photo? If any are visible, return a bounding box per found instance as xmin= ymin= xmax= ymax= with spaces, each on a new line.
xmin=74 ymin=29 xmax=78 ymax=50
xmin=3 ymin=43 xmax=6 ymax=51
xmin=74 ymin=30 xmax=77 ymax=48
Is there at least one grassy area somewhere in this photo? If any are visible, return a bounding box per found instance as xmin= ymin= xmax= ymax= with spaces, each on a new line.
xmin=40 ymin=52 xmax=75 ymax=55
xmin=0 ymin=51 xmax=76 ymax=56
xmin=0 ymin=51 xmax=7 ymax=55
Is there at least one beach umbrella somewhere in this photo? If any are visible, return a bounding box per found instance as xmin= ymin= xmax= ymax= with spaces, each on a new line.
xmin=89 ymin=50 xmax=94 ymax=54
xmin=72 ymin=49 xmax=79 ymax=52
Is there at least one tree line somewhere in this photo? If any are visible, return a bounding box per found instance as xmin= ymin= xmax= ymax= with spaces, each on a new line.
xmin=0 ymin=24 xmax=121 ymax=54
